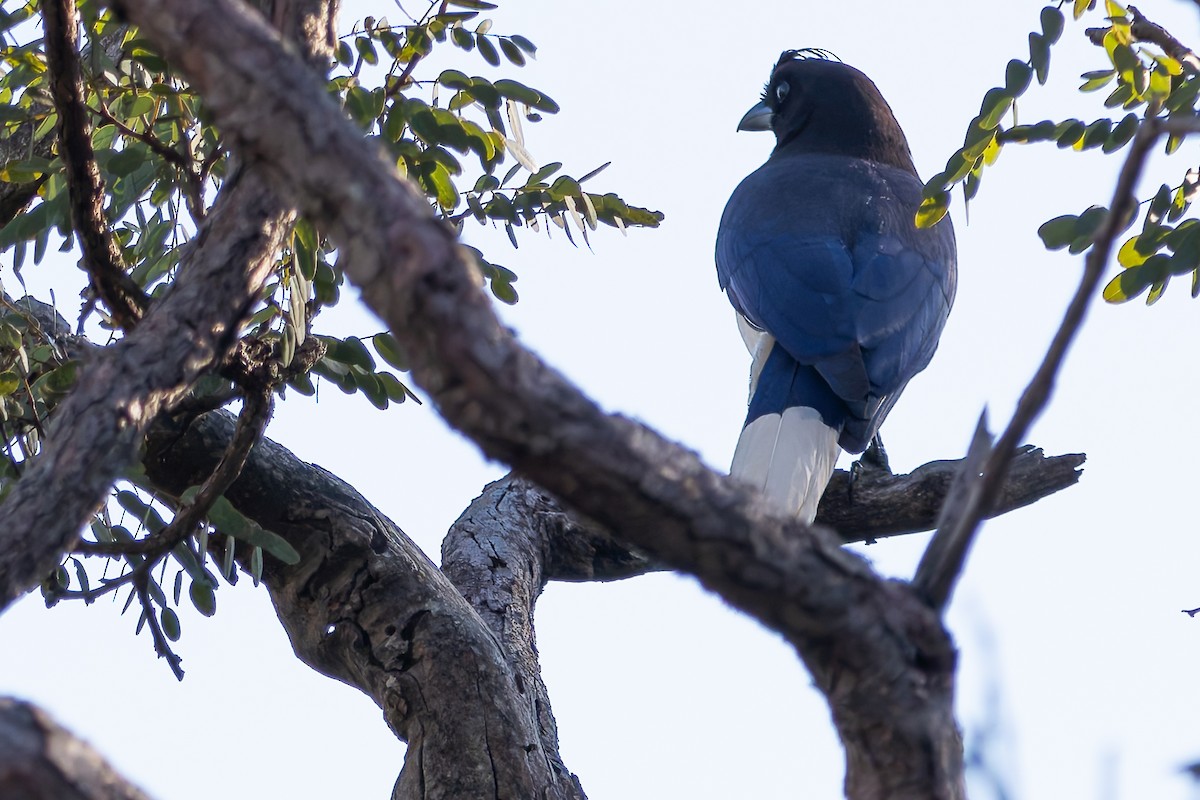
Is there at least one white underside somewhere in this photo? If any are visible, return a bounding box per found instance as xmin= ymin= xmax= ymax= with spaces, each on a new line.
xmin=736 ymin=313 xmax=774 ymax=401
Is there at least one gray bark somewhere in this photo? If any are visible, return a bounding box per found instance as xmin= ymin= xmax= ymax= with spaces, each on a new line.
xmin=0 ymin=697 xmax=153 ymax=800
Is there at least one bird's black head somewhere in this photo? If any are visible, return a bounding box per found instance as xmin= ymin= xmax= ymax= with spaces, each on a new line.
xmin=739 ymin=50 xmax=917 ymax=175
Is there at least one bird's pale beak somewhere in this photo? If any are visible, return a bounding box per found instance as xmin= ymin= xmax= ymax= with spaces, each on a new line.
xmin=737 ymin=100 xmax=773 ymax=132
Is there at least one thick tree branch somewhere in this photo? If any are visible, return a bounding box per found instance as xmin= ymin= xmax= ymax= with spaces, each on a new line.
xmin=142 ymin=409 xmax=587 ymax=800
xmin=42 ymin=0 xmax=148 ymax=330
xmin=106 ymin=2 xmax=974 ymax=796
xmin=440 ymin=477 xmax=591 ymax=800
xmin=0 ymin=697 xmax=153 ymax=800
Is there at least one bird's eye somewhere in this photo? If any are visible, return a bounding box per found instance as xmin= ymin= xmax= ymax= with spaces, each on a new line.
xmin=775 ymin=82 xmax=790 ymax=104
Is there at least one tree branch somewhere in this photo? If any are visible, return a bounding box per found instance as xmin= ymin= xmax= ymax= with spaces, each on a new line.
xmin=142 ymin=409 xmax=587 ymax=800
xmin=0 ymin=697 xmax=153 ymax=800
xmin=819 ymin=445 xmax=1084 ymax=543
xmin=441 ymin=477 xmax=587 ymax=798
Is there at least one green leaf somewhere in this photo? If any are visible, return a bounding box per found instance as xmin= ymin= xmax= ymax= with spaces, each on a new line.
xmin=1077 ymin=118 xmax=1112 ymax=150
xmin=1029 ymin=32 xmax=1051 ymax=85
xmin=1117 ymin=235 xmax=1153 ymax=268
xmin=250 ymin=546 xmax=263 ymax=587
xmin=372 ymin=332 xmax=409 ymax=371
xmin=205 ymin=495 xmax=301 ymax=565
xmin=978 ymin=88 xmax=1013 ymax=129
xmin=477 ymin=35 xmax=500 ymax=66
xmin=437 ymin=69 xmax=473 ymax=90
xmin=499 ymin=38 xmax=525 ymax=66
xmin=351 ymin=368 xmax=389 ymax=409
xmin=1041 ymin=6 xmax=1065 ymax=44
xmin=451 ymin=26 xmax=474 ymax=51
xmin=32 ymin=361 xmax=77 ymax=395
xmin=493 ymin=79 xmax=558 ymax=113
xmin=1165 ymin=77 xmax=1200 ymax=113
xmin=161 ymin=608 xmax=181 ymax=641
xmin=1038 ymin=214 xmax=1079 ymax=250
xmin=189 ymin=580 xmax=216 ymax=617
xmin=1005 ymin=60 xmax=1033 ymax=96
xmin=354 ymin=36 xmax=378 ymax=65
xmin=510 ymin=34 xmax=536 ymax=55
xmin=106 ymin=146 xmax=147 ymax=177
xmin=1079 ymin=69 xmax=1116 ymax=92
xmin=116 ymin=490 xmax=167 ymax=532
xmin=1103 ymin=254 xmax=1170 ymax=302
xmin=915 ymin=191 xmax=951 ymax=228
xmin=1103 ymin=113 xmax=1138 ymax=152
xmin=1068 ymin=206 xmax=1109 ymax=254
xmin=376 ymin=371 xmax=409 ymax=403
xmin=331 ymin=336 xmax=376 ymax=370
xmin=1054 ymin=119 xmax=1086 ymax=147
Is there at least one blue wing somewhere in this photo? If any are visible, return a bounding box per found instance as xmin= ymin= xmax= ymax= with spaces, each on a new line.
xmin=716 ymin=155 xmax=956 ymax=453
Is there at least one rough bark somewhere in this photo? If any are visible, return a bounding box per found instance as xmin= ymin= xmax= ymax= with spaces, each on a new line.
xmin=142 ymin=409 xmax=587 ymax=800
xmin=820 ymin=446 xmax=1084 ymax=543
xmin=89 ymin=1 xmax=986 ymax=795
xmin=0 ymin=697 xmax=153 ymax=800
xmin=440 ymin=478 xmax=587 ymax=794
xmin=0 ymin=1 xmax=337 ymax=612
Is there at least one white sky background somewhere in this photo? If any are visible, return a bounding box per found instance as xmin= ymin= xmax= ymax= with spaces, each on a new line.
xmin=2 ymin=1 xmax=1200 ymax=798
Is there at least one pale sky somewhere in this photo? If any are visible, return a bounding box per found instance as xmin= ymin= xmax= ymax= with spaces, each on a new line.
xmin=3 ymin=2 xmax=1200 ymax=799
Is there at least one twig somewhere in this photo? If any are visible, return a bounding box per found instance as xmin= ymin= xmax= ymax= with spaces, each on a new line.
xmin=1127 ymin=6 xmax=1200 ymax=73
xmin=912 ymin=414 xmax=992 ymax=608
xmin=133 ymin=570 xmax=184 ymax=680
xmin=384 ymin=0 xmax=450 ymax=98
xmin=914 ymin=116 xmax=1198 ymax=612
xmin=40 ymin=0 xmax=148 ymax=331
xmin=1086 ymin=6 xmax=1200 ymax=74
xmin=92 ymin=98 xmax=207 ymax=223
xmin=93 ymin=98 xmax=189 ymax=169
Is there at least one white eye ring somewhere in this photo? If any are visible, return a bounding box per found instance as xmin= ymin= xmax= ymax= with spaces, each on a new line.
xmin=775 ymin=82 xmax=790 ymax=104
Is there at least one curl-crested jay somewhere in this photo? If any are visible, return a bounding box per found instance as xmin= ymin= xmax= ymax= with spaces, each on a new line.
xmin=716 ymin=51 xmax=957 ymax=521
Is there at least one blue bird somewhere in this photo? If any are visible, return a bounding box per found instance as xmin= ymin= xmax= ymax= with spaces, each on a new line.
xmin=716 ymin=51 xmax=957 ymax=521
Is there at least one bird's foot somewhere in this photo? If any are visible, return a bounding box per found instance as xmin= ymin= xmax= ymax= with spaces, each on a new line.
xmin=847 ymin=435 xmax=891 ymax=506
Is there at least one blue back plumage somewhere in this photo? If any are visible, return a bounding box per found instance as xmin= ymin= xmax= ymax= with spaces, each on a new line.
xmin=717 ymin=54 xmax=957 ymax=454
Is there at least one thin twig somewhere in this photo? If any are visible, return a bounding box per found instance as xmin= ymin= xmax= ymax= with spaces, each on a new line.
xmin=93 ymin=98 xmax=189 ymax=169
xmin=41 ymin=0 xmax=148 ymax=330
xmin=913 ymin=116 xmax=1197 ymax=612
xmin=92 ymin=97 xmax=207 ymax=224
xmin=1086 ymin=6 xmax=1200 ymax=74
xmin=133 ymin=570 xmax=184 ymax=680
xmin=384 ymin=0 xmax=450 ymax=98
xmin=1127 ymin=5 xmax=1200 ymax=73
